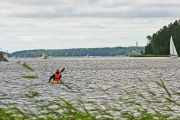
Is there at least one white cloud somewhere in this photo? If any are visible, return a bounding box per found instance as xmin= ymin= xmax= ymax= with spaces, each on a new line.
xmin=0 ymin=0 xmax=180 ymax=53
xmin=0 ymin=0 xmax=180 ymax=18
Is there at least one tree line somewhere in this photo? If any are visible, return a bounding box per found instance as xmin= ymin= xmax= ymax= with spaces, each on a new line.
xmin=145 ymin=19 xmax=180 ymax=55
xmin=4 ymin=46 xmax=144 ymax=57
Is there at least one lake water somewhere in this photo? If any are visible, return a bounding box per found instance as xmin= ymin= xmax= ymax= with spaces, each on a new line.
xmin=1 ymin=57 xmax=180 ymax=115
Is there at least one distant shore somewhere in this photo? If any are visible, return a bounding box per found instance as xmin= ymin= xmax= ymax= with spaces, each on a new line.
xmin=130 ymin=54 xmax=172 ymax=57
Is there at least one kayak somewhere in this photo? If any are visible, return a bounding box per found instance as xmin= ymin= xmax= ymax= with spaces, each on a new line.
xmin=52 ymin=80 xmax=62 ymax=84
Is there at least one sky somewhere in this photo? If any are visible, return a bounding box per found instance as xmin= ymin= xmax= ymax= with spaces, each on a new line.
xmin=1 ymin=0 xmax=180 ymax=53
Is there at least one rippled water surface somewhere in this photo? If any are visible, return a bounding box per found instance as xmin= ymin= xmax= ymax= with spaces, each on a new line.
xmin=1 ymin=57 xmax=180 ymax=112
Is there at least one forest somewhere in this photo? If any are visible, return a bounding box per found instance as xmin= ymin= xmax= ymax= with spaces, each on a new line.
xmin=145 ymin=19 xmax=180 ymax=55
xmin=2 ymin=46 xmax=144 ymax=57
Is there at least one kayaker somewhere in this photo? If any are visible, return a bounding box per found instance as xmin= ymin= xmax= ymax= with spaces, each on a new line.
xmin=48 ymin=69 xmax=62 ymax=83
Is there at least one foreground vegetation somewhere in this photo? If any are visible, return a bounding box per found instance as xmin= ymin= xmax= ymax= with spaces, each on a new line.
xmin=1 ymin=78 xmax=180 ymax=120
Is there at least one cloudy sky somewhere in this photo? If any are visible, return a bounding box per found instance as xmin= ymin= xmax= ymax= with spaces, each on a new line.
xmin=0 ymin=0 xmax=180 ymax=53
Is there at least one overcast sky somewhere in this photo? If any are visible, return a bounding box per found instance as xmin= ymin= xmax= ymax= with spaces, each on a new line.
xmin=1 ymin=0 xmax=180 ymax=53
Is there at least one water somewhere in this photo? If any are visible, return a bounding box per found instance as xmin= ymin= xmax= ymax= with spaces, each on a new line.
xmin=1 ymin=57 xmax=180 ymax=113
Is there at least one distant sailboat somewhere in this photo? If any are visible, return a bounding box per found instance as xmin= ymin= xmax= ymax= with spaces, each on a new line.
xmin=170 ymin=36 xmax=178 ymax=57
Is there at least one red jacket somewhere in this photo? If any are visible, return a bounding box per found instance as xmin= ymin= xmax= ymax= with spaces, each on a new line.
xmin=54 ymin=73 xmax=61 ymax=80
xmin=49 ymin=73 xmax=62 ymax=82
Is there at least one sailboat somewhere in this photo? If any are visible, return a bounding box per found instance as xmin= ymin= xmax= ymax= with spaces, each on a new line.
xmin=170 ymin=36 xmax=178 ymax=57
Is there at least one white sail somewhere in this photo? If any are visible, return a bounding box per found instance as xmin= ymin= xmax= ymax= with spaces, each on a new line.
xmin=170 ymin=36 xmax=178 ymax=57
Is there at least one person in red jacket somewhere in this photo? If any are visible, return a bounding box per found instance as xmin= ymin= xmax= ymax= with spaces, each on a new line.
xmin=48 ymin=69 xmax=62 ymax=83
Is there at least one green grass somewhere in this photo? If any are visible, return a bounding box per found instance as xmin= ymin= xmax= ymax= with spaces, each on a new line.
xmin=22 ymin=62 xmax=34 ymax=71
xmin=1 ymin=79 xmax=180 ymax=120
xmin=22 ymin=75 xmax=38 ymax=79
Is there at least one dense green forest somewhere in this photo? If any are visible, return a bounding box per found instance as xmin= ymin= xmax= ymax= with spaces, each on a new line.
xmin=3 ymin=46 xmax=144 ymax=57
xmin=145 ymin=19 xmax=180 ymax=55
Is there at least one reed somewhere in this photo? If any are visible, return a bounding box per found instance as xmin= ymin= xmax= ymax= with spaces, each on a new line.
xmin=22 ymin=75 xmax=38 ymax=79
xmin=22 ymin=62 xmax=34 ymax=71
xmin=0 ymin=79 xmax=180 ymax=120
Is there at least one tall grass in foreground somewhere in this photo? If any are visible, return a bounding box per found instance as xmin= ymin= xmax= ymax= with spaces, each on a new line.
xmin=22 ymin=75 xmax=38 ymax=79
xmin=22 ymin=62 xmax=34 ymax=71
xmin=1 ymin=79 xmax=180 ymax=120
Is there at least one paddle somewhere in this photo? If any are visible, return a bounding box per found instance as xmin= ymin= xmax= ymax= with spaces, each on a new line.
xmin=60 ymin=67 xmax=65 ymax=73
xmin=60 ymin=68 xmax=73 ymax=90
